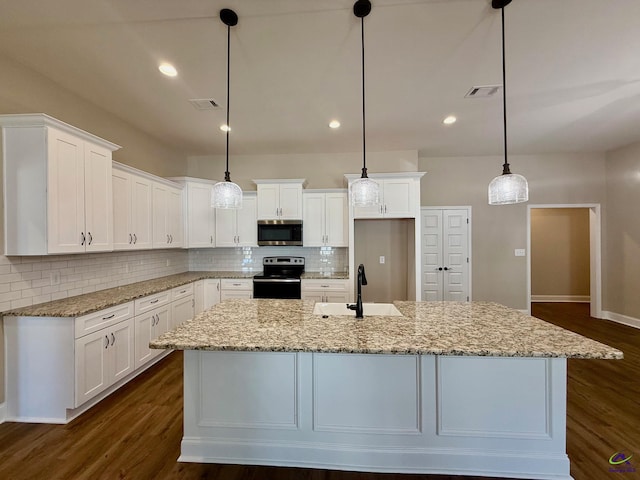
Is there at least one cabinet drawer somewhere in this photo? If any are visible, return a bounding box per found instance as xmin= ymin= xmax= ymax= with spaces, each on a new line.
xmin=221 ymin=279 xmax=253 ymax=291
xmin=75 ymin=302 xmax=134 ymax=339
xmin=172 ymin=283 xmax=194 ymax=301
xmin=134 ymin=290 xmax=172 ymax=315
xmin=302 ymin=279 xmax=349 ymax=291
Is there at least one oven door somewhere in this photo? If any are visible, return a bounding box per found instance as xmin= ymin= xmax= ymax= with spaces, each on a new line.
xmin=253 ymin=278 xmax=301 ymax=299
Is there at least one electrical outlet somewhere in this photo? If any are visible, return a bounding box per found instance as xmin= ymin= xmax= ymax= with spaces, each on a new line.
xmin=379 ymin=256 xmax=385 ymax=264
xmin=50 ymin=271 xmax=60 ymax=286
xmin=515 ymin=249 xmax=526 ymax=257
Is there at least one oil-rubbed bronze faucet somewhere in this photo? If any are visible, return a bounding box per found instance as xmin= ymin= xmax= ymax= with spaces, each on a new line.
xmin=347 ymin=264 xmax=368 ymax=318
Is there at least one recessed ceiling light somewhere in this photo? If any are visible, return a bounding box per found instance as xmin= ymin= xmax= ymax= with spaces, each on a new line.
xmin=329 ymin=120 xmax=341 ymax=129
xmin=443 ymin=115 xmax=457 ymax=125
xmin=220 ymin=124 xmax=231 ymax=132
xmin=158 ymin=63 xmax=177 ymax=77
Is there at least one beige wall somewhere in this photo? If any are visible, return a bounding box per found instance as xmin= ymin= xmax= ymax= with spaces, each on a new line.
xmin=531 ymin=208 xmax=590 ymax=298
xmin=187 ymin=150 xmax=419 ymax=189
xmin=604 ymin=141 xmax=640 ymax=318
xmin=0 ymin=55 xmax=187 ymax=177
xmin=354 ymin=219 xmax=412 ymax=303
xmin=419 ymin=153 xmax=606 ymax=309
xmin=0 ymin=54 xmax=189 ymax=405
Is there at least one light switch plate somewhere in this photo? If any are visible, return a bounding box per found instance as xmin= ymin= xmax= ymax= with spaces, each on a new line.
xmin=515 ymin=249 xmax=526 ymax=257
xmin=379 ymin=256 xmax=385 ymax=264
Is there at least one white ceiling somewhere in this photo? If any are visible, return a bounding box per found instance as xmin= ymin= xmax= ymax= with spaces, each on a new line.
xmin=1 ymin=0 xmax=639 ymax=158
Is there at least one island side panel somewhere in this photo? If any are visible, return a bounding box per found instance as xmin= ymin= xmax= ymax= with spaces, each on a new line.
xmin=181 ymin=351 xmax=571 ymax=480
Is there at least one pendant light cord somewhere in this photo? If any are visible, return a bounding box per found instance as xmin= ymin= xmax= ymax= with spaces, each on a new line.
xmin=224 ymin=22 xmax=231 ymax=182
xmin=360 ymin=15 xmax=368 ymax=179
xmin=500 ymin=6 xmax=511 ymax=175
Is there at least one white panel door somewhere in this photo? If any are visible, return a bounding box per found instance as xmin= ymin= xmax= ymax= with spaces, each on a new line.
xmin=203 ymin=279 xmax=221 ymax=310
xmin=112 ymin=169 xmax=132 ymax=250
xmin=279 ymin=183 xmax=302 ymax=219
xmin=152 ymin=183 xmax=169 ymax=248
xmin=325 ymin=192 xmax=348 ymax=246
xmin=383 ymin=178 xmax=414 ymax=218
xmin=75 ymin=329 xmax=109 ymax=406
xmin=236 ymin=195 xmax=257 ymax=246
xmin=421 ymin=208 xmax=470 ymax=302
xmin=443 ymin=210 xmax=469 ymax=301
xmin=110 ymin=318 xmax=135 ymax=384
xmin=187 ymin=183 xmax=215 ymax=247
xmin=47 ymin=127 xmax=85 ymax=253
xmin=167 ymin=187 xmax=184 ymax=247
xmin=84 ymin=142 xmax=113 ymax=252
xmin=303 ymin=193 xmax=325 ymax=246
xmin=422 ymin=210 xmax=443 ymax=301
xmin=256 ymin=184 xmax=279 ymax=219
xmin=131 ymin=174 xmax=153 ymax=249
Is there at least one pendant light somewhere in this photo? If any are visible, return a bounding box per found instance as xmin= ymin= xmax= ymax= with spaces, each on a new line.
xmin=488 ymin=0 xmax=528 ymax=205
xmin=212 ymin=8 xmax=242 ymax=209
xmin=349 ymin=0 xmax=380 ymax=207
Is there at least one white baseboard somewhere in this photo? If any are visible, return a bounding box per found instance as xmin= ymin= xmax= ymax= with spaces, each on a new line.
xmin=602 ymin=311 xmax=640 ymax=330
xmin=531 ymin=295 xmax=590 ymax=303
xmin=0 ymin=402 xmax=6 ymax=424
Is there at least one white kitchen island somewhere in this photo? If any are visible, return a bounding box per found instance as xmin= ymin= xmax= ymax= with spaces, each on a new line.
xmin=150 ymin=300 xmax=621 ymax=480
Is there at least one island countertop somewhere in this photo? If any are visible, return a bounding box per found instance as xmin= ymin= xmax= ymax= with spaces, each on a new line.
xmin=150 ymin=299 xmax=622 ymax=359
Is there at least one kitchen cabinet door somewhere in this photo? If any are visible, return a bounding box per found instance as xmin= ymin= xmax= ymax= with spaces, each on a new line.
xmin=256 ymin=184 xmax=280 ymax=219
xmin=134 ymin=305 xmax=170 ymax=369
xmin=236 ymin=195 xmax=257 ymax=246
xmin=110 ymin=317 xmax=135 ymax=384
xmin=112 ymin=169 xmax=133 ymax=250
xmin=47 ymin=127 xmax=86 ymax=253
xmin=279 ymin=183 xmax=303 ymax=219
xmin=203 ymin=279 xmax=221 ymax=310
xmin=167 ymin=186 xmax=184 ymax=247
xmin=303 ymin=193 xmax=325 ymax=246
xmin=324 ymin=192 xmax=348 ymax=246
xmin=255 ymin=180 xmax=304 ymax=220
xmin=152 ymin=183 xmax=170 ymax=248
xmin=84 ymin=141 xmax=113 ymax=252
xmin=382 ymin=178 xmax=414 ymax=218
xmin=171 ymin=295 xmax=194 ymax=329
xmin=187 ymin=182 xmax=215 ymax=247
xmin=131 ymin=174 xmax=153 ymax=249
xmin=214 ymin=207 xmax=237 ymax=247
xmin=75 ymin=328 xmax=109 ymax=406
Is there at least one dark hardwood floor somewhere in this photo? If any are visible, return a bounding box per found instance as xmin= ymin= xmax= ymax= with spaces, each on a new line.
xmin=0 ymin=303 xmax=637 ymax=480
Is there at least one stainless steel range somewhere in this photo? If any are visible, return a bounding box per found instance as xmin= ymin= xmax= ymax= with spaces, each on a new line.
xmin=253 ymin=256 xmax=305 ymax=299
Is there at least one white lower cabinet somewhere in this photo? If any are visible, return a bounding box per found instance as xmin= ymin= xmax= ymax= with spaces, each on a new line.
xmin=171 ymin=284 xmax=195 ymax=329
xmin=221 ymin=278 xmax=253 ymax=300
xmin=75 ymin=317 xmax=135 ymax=406
xmin=195 ymin=278 xmax=223 ymax=314
xmin=134 ymin=304 xmax=171 ymax=369
xmin=301 ymin=279 xmax=350 ymax=303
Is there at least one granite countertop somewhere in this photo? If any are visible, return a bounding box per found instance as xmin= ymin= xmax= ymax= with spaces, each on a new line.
xmin=150 ymin=299 xmax=623 ymax=359
xmin=301 ymin=272 xmax=349 ymax=280
xmin=2 ymin=271 xmax=258 ymax=318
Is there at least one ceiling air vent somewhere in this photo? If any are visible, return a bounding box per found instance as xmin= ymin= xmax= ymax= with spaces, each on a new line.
xmin=464 ymin=85 xmax=501 ymax=98
xmin=188 ymin=98 xmax=220 ymax=110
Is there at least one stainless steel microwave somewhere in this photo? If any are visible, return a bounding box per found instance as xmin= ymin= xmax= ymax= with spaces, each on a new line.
xmin=257 ymin=220 xmax=303 ymax=246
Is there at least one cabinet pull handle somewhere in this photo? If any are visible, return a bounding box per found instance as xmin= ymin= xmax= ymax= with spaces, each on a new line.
xmin=152 ymin=314 xmax=157 ymax=326
xmin=444 ymin=267 xmax=451 ymax=271
xmin=321 ymin=285 xmax=329 ymax=288
xmin=129 ymin=233 xmax=133 ymax=244
xmin=88 ymin=232 xmax=93 ymax=245
xmin=210 ymin=235 xmax=213 ymax=244
xmin=111 ymin=333 xmax=115 ymax=346
xmin=170 ymin=234 xmax=173 ymax=243
xmin=103 ymin=313 xmax=115 ymax=320
xmin=150 ymin=299 xmax=159 ymax=304
xmin=384 ymin=204 xmax=387 ymax=213
xmin=166 ymin=234 xmax=170 ymax=243
xmin=180 ymin=289 xmax=186 ymax=294
xmin=133 ymin=233 xmax=137 ymax=244
xmin=104 ymin=335 xmax=109 ymax=349
xmin=217 ymin=283 xmax=220 ymax=291
xmin=81 ymin=232 xmax=86 ymax=246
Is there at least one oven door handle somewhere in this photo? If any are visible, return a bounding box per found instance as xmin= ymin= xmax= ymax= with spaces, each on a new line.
xmin=253 ymin=278 xmax=301 ymax=283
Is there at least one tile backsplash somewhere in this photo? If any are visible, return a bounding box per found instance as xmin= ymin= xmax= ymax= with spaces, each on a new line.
xmin=189 ymin=247 xmax=348 ymax=274
xmin=0 ymin=250 xmax=189 ymax=312
xmin=0 ymin=246 xmax=348 ymax=313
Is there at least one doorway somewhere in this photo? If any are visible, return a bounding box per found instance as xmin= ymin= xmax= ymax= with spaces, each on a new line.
xmin=527 ymin=204 xmax=602 ymax=318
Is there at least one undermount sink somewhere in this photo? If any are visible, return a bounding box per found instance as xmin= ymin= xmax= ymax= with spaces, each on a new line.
xmin=312 ymin=302 xmax=403 ymax=317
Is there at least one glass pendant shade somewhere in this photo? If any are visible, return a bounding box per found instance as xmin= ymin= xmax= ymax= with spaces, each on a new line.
xmin=350 ymin=176 xmax=379 ymax=207
xmin=211 ymin=180 xmax=242 ymax=209
xmin=488 ymin=172 xmax=528 ymax=205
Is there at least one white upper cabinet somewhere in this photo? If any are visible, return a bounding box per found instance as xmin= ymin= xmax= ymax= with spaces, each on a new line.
xmin=303 ymin=190 xmax=348 ymax=247
xmin=215 ymin=193 xmax=257 ymax=247
xmin=254 ymin=179 xmax=305 ymax=220
xmin=152 ymin=181 xmax=184 ymax=249
xmin=170 ymin=178 xmax=216 ymax=248
xmin=346 ymin=173 xmax=424 ymax=219
xmin=1 ymin=114 xmax=120 ymax=255
xmin=112 ymin=164 xmax=153 ymax=250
